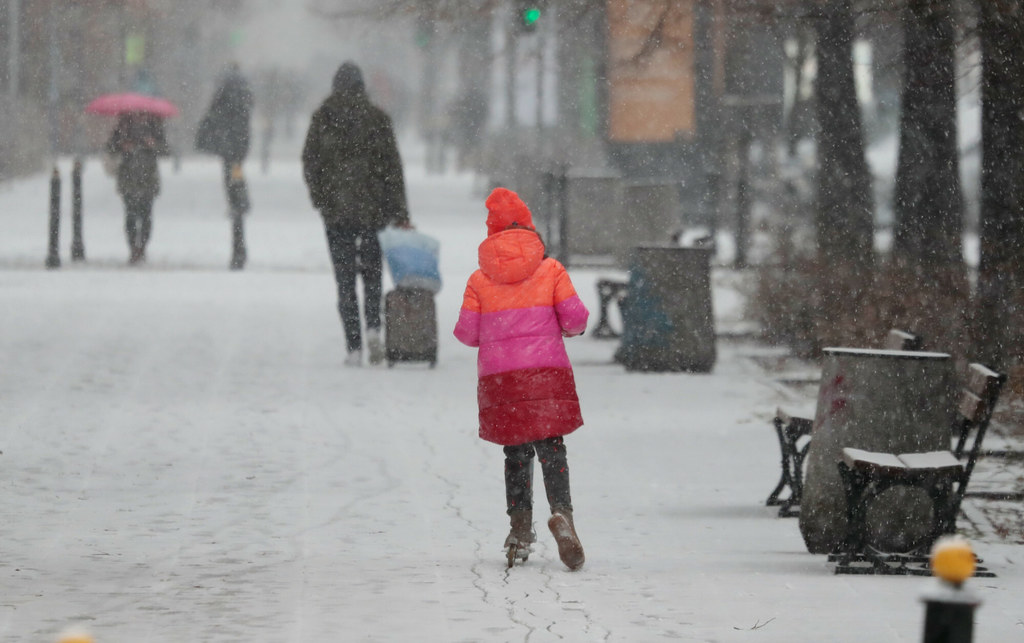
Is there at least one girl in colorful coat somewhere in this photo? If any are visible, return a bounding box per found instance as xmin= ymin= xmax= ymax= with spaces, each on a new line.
xmin=454 ymin=187 xmax=590 ymax=570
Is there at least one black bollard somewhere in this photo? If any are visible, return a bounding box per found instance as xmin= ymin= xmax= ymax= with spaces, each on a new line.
xmin=922 ymin=599 xmax=977 ymax=643
xmin=922 ymin=536 xmax=981 ymax=643
xmin=70 ymin=157 xmax=85 ymax=261
xmin=45 ymin=166 xmax=61 ymax=269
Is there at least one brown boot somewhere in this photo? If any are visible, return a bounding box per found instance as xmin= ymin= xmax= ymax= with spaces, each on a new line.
xmin=548 ymin=509 xmax=585 ymax=571
xmin=504 ymin=510 xmax=535 ymax=565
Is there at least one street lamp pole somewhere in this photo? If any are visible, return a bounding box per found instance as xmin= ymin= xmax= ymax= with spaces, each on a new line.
xmin=7 ymin=0 xmax=19 ymax=101
xmin=534 ymin=22 xmax=543 ymax=140
xmin=47 ymin=0 xmax=60 ymax=157
xmin=505 ymin=18 xmax=517 ymax=128
xmin=3 ymin=0 xmax=20 ymax=178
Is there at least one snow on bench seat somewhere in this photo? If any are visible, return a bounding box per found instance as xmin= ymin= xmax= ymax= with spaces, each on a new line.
xmin=841 ymin=447 xmax=964 ymax=475
xmin=841 ymin=448 xmax=906 ymax=474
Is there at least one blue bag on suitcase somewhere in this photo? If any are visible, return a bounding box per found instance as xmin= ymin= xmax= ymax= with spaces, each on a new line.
xmin=378 ymin=226 xmax=442 ymax=294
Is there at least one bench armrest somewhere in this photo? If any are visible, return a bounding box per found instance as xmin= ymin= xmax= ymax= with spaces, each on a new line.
xmin=775 ymin=408 xmax=813 ymax=438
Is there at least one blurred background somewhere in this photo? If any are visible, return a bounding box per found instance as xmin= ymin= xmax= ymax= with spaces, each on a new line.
xmin=4 ymin=0 xmax=1024 ymax=372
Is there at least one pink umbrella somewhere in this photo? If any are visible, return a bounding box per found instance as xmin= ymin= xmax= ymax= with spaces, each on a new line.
xmin=85 ymin=92 xmax=179 ymax=118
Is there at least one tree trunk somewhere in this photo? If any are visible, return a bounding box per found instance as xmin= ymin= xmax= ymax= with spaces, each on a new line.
xmin=893 ymin=0 xmax=963 ymax=268
xmin=976 ymin=0 xmax=1024 ymax=367
xmin=811 ymin=0 xmax=876 ymax=347
xmin=813 ymin=0 xmax=875 ymax=270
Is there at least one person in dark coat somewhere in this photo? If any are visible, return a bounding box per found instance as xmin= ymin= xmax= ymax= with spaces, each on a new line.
xmin=301 ymin=61 xmax=411 ymax=366
xmin=106 ymin=112 xmax=169 ymax=264
xmin=196 ymin=63 xmax=254 ymax=270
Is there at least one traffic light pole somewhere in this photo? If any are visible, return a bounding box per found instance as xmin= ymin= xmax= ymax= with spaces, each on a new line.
xmin=505 ymin=20 xmax=517 ymax=128
xmin=535 ymin=25 xmax=544 ymax=143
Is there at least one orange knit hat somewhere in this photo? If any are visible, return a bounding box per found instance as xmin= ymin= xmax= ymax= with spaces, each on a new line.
xmin=485 ymin=187 xmax=535 ymax=236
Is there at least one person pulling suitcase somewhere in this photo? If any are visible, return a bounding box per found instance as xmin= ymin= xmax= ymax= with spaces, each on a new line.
xmin=301 ymin=61 xmax=411 ymax=366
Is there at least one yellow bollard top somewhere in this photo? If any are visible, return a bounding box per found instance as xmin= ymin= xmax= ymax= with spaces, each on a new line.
xmin=57 ymin=627 xmax=94 ymax=643
xmin=930 ymin=535 xmax=976 ymax=585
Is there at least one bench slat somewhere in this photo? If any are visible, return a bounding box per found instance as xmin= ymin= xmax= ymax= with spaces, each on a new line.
xmin=841 ymin=447 xmax=907 ymax=472
xmin=897 ymin=451 xmax=962 ymax=472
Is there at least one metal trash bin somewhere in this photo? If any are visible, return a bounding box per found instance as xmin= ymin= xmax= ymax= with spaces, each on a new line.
xmin=615 ymin=246 xmax=716 ymax=372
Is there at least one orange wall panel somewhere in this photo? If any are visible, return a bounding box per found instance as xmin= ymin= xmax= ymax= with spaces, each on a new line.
xmin=607 ymin=0 xmax=696 ymax=143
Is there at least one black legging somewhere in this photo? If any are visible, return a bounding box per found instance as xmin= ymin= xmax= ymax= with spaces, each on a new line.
xmin=123 ymin=194 xmax=153 ymax=253
xmin=504 ymin=436 xmax=572 ymax=515
xmin=222 ymin=160 xmax=248 ymax=264
xmin=324 ymin=225 xmax=383 ymax=354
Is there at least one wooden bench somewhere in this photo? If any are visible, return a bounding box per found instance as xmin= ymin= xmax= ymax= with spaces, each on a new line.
xmin=766 ymin=329 xmax=923 ymax=517
xmin=832 ymin=363 xmax=1006 ymax=575
xmin=592 ymin=278 xmax=628 ymax=339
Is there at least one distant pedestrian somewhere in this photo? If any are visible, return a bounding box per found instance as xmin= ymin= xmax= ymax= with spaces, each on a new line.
xmin=196 ymin=63 xmax=254 ymax=270
xmin=453 ymin=187 xmax=589 ymax=571
xmin=106 ymin=112 xmax=169 ymax=265
xmin=301 ymin=61 xmax=411 ymax=367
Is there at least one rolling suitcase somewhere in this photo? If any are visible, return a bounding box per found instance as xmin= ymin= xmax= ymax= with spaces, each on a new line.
xmin=385 ymin=287 xmax=438 ymax=367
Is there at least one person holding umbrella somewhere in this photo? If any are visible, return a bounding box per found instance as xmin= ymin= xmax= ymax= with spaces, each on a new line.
xmin=86 ymin=91 xmax=177 ymax=265
xmin=105 ymin=111 xmax=170 ymax=265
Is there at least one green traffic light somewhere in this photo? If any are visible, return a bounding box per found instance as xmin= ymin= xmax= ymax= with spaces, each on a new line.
xmin=523 ymin=7 xmax=541 ymax=26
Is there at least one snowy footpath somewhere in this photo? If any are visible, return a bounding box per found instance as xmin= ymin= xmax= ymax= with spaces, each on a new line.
xmin=1 ymin=151 xmax=1021 ymax=642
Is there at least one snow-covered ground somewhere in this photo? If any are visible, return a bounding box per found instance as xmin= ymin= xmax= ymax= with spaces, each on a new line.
xmin=1 ymin=144 xmax=1021 ymax=642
